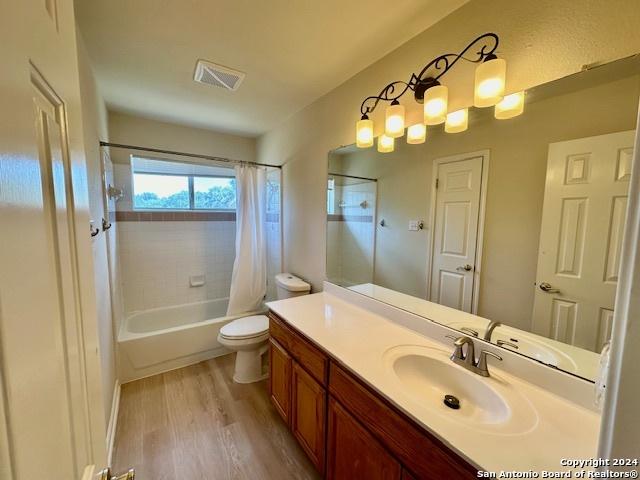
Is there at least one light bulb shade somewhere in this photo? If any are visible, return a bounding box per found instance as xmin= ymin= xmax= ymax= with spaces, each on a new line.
xmin=474 ymin=58 xmax=506 ymax=107
xmin=495 ymin=91 xmax=525 ymax=119
xmin=423 ymin=85 xmax=448 ymax=125
xmin=406 ymin=123 xmax=426 ymax=144
xmin=377 ymin=134 xmax=394 ymax=153
xmin=385 ymin=102 xmax=405 ymax=138
xmin=356 ymin=118 xmax=374 ymax=147
xmin=444 ymin=108 xmax=468 ymax=133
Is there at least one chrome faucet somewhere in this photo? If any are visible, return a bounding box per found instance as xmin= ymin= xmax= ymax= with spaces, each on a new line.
xmin=483 ymin=321 xmax=502 ymax=341
xmin=446 ymin=335 xmax=502 ymax=377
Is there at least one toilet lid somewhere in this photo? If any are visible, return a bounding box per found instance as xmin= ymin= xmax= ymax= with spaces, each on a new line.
xmin=220 ymin=315 xmax=269 ymax=340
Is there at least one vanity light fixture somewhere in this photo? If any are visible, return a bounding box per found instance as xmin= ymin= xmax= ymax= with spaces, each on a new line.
xmin=407 ymin=123 xmax=427 ymax=144
xmin=356 ymin=33 xmax=504 ymax=147
xmin=378 ymin=134 xmax=394 ymax=153
xmin=385 ymin=100 xmax=405 ymax=137
xmin=495 ymin=91 xmax=525 ymax=119
xmin=356 ymin=114 xmax=374 ymax=148
xmin=445 ymin=108 xmax=468 ymax=133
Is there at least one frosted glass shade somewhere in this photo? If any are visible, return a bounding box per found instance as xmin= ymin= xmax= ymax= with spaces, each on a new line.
xmin=444 ymin=108 xmax=468 ymax=133
xmin=474 ymin=58 xmax=506 ymax=107
xmin=423 ymin=85 xmax=448 ymax=125
xmin=385 ymin=103 xmax=405 ymax=138
xmin=378 ymin=134 xmax=394 ymax=153
xmin=356 ymin=118 xmax=374 ymax=148
xmin=407 ymin=123 xmax=427 ymax=144
xmin=495 ymin=91 xmax=525 ymax=119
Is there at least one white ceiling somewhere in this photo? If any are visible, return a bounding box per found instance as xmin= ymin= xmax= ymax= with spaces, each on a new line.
xmin=76 ymin=0 xmax=467 ymax=137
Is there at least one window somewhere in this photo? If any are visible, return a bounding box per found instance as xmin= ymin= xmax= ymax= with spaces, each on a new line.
xmin=131 ymin=157 xmax=236 ymax=211
xmin=327 ymin=177 xmax=335 ymax=214
xmin=133 ymin=173 xmax=190 ymax=209
xmin=193 ymin=176 xmax=236 ymax=210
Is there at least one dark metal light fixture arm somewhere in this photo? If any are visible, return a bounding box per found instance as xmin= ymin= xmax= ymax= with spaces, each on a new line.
xmin=359 ymin=32 xmax=499 ymax=117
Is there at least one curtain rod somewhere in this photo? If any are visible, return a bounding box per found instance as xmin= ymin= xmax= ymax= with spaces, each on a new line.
xmin=328 ymin=172 xmax=377 ymax=182
xmin=99 ymin=141 xmax=282 ymax=169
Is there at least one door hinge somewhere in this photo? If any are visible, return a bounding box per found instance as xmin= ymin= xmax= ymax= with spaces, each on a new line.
xmin=435 ymin=178 xmax=439 ymax=189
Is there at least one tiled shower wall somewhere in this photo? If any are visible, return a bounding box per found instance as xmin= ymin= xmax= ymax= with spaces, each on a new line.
xmin=117 ymin=220 xmax=236 ymax=313
xmin=114 ymin=164 xmax=235 ymax=313
xmin=113 ymin=163 xmax=282 ymax=314
xmin=327 ymin=180 xmax=376 ymax=286
xmin=266 ymin=168 xmax=282 ymax=301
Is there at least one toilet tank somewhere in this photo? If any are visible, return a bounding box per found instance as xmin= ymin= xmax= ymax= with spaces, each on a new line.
xmin=275 ymin=273 xmax=311 ymax=299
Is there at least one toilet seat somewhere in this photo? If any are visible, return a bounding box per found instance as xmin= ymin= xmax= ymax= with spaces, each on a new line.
xmin=219 ymin=315 xmax=269 ymax=341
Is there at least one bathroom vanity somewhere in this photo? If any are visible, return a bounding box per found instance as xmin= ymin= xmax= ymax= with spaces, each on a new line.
xmin=267 ymin=286 xmax=600 ymax=478
xmin=268 ymin=309 xmax=475 ymax=478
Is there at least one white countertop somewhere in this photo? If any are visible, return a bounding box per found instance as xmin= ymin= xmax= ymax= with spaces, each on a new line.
xmin=267 ymin=291 xmax=601 ymax=474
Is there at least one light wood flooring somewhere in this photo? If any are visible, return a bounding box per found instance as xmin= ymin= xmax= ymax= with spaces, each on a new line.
xmin=112 ymin=354 xmax=320 ymax=480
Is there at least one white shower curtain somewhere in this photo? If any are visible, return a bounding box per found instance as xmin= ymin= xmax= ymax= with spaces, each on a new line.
xmin=227 ymin=165 xmax=267 ymax=315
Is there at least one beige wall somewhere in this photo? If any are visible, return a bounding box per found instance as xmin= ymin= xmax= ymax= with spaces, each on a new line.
xmin=108 ymin=111 xmax=256 ymax=165
xmin=257 ymin=0 xmax=640 ymax=293
xmin=331 ymin=75 xmax=640 ymax=331
xmin=77 ymin=31 xmax=117 ymax=429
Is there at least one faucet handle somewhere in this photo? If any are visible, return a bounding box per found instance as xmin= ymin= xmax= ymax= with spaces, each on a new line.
xmin=460 ymin=327 xmax=479 ymax=337
xmin=476 ymin=350 xmax=503 ymax=377
xmin=445 ymin=335 xmax=466 ymax=360
xmin=496 ymin=339 xmax=519 ymax=349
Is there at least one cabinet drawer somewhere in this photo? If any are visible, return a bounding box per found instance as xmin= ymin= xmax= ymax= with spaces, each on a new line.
xmin=329 ymin=363 xmax=477 ymax=480
xmin=269 ymin=312 xmax=328 ymax=385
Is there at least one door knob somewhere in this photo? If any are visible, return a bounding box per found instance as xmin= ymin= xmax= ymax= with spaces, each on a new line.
xmin=456 ymin=264 xmax=473 ymax=272
xmin=98 ymin=468 xmax=135 ymax=480
xmin=539 ymin=282 xmax=560 ymax=293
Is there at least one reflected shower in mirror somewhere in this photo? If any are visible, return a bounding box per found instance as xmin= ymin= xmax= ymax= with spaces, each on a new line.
xmin=326 ymin=56 xmax=640 ymax=381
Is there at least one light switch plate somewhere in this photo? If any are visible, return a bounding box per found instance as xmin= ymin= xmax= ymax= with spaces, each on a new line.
xmin=408 ymin=220 xmax=420 ymax=231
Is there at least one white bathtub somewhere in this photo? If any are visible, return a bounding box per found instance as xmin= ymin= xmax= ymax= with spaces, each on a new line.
xmin=119 ymin=298 xmax=264 ymax=382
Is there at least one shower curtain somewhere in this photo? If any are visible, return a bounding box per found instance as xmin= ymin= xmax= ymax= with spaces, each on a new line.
xmin=227 ymin=165 xmax=267 ymax=315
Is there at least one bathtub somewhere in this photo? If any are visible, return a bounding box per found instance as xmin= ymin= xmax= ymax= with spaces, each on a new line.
xmin=118 ymin=298 xmax=264 ymax=382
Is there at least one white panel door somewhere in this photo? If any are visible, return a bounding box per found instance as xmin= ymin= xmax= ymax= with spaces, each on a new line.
xmin=532 ymin=131 xmax=635 ymax=351
xmin=430 ymin=156 xmax=483 ymax=312
xmin=0 ymin=1 xmax=107 ymax=479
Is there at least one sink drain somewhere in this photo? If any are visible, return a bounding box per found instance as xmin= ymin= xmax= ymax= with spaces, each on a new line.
xmin=443 ymin=394 xmax=460 ymax=410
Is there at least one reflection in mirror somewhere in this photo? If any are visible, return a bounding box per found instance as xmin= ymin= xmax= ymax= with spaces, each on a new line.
xmin=326 ymin=56 xmax=640 ymax=381
xmin=326 ymin=173 xmax=377 ymax=286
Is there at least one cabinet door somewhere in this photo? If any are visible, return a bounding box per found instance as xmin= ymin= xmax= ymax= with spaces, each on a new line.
xmin=269 ymin=338 xmax=292 ymax=424
xmin=291 ymin=362 xmax=326 ymax=473
xmin=327 ymin=398 xmax=401 ymax=480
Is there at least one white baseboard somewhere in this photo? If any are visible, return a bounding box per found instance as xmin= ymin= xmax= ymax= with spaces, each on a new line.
xmin=106 ymin=379 xmax=121 ymax=465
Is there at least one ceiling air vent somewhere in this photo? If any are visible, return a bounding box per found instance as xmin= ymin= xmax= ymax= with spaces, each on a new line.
xmin=194 ymin=60 xmax=245 ymax=91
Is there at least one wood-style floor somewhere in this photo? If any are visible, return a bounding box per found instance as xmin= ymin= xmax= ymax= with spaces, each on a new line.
xmin=112 ymin=354 xmax=320 ymax=480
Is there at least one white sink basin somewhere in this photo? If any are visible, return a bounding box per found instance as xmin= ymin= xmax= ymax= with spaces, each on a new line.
xmin=383 ymin=345 xmax=538 ymax=435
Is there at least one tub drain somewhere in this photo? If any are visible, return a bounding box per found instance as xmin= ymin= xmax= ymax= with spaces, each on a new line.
xmin=443 ymin=394 xmax=460 ymax=410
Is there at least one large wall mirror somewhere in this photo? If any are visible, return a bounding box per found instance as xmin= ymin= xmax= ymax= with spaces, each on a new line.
xmin=326 ymin=56 xmax=640 ymax=382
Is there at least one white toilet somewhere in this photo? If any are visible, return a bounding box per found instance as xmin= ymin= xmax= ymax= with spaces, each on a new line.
xmin=218 ymin=273 xmax=311 ymax=383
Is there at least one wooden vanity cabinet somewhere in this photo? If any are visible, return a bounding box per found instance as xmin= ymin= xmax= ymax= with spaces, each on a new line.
xmin=326 ymin=397 xmax=401 ymax=480
xmin=291 ymin=362 xmax=326 ymax=471
xmin=268 ymin=311 xmax=477 ymax=480
xmin=268 ymin=338 xmax=291 ymax=423
xmin=269 ymin=314 xmax=328 ymax=474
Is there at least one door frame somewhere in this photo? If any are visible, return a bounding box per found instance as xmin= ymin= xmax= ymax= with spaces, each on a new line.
xmin=425 ymin=149 xmax=490 ymax=314
xmin=598 ymin=105 xmax=640 ymax=460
